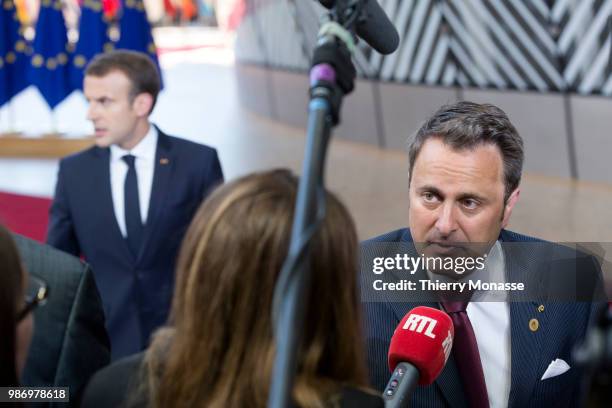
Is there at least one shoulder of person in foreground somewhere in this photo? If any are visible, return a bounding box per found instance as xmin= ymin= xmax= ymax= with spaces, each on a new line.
xmin=81 ymin=352 xmax=146 ymax=408
xmin=14 ymin=234 xmax=110 ymax=404
xmin=332 ymin=386 xmax=384 ymax=408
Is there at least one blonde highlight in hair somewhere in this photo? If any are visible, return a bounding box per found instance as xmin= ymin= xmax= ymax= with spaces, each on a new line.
xmin=143 ymin=169 xmax=368 ymax=407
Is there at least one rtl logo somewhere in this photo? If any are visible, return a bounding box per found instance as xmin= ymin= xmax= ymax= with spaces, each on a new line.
xmin=402 ymin=314 xmax=437 ymax=339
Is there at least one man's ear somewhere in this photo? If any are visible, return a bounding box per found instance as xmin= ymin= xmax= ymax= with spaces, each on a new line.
xmin=132 ymin=93 xmax=154 ymax=117
xmin=501 ymin=188 xmax=520 ymax=228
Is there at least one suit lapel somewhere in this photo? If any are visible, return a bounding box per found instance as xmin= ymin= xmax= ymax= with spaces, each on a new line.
xmin=502 ymin=232 xmax=547 ymax=406
xmin=137 ymin=130 xmax=175 ymax=262
xmin=94 ymin=148 xmax=134 ymax=261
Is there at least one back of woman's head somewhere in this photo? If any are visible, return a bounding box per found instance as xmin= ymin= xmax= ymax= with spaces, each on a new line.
xmin=0 ymin=225 xmax=24 ymax=386
xmin=148 ymin=169 xmax=367 ymax=407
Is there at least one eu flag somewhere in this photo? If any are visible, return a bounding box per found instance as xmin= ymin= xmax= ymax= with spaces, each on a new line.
xmin=70 ymin=0 xmax=113 ymax=90
xmin=0 ymin=0 xmax=30 ymax=107
xmin=116 ymin=0 xmax=163 ymax=85
xmin=29 ymin=0 xmax=74 ymax=109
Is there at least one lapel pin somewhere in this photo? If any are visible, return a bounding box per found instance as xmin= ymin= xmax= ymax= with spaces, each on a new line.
xmin=538 ymin=305 xmax=545 ymax=313
xmin=160 ymin=158 xmax=169 ymax=165
xmin=529 ymin=318 xmax=539 ymax=332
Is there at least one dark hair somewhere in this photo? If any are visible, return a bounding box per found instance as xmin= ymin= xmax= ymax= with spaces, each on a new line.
xmin=0 ymin=225 xmax=24 ymax=386
xmin=144 ymin=169 xmax=368 ymax=408
xmin=408 ymin=101 xmax=524 ymax=202
xmin=85 ymin=50 xmax=161 ymax=113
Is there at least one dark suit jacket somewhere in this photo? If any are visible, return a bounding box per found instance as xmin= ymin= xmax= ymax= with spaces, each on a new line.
xmin=14 ymin=234 xmax=110 ymax=408
xmin=81 ymin=353 xmax=384 ymax=408
xmin=362 ymin=228 xmax=605 ymax=407
xmin=47 ymin=129 xmax=224 ymax=359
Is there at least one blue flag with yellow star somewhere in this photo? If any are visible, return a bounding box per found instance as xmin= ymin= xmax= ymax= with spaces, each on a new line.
xmin=29 ymin=0 xmax=74 ymax=109
xmin=70 ymin=0 xmax=112 ymax=90
xmin=116 ymin=0 xmax=163 ymax=86
xmin=0 ymin=0 xmax=30 ymax=107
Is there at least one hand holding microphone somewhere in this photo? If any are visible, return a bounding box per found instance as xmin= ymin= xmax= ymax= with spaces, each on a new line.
xmin=383 ymin=306 xmax=454 ymax=407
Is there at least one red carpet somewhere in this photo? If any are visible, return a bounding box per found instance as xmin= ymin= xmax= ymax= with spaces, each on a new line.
xmin=0 ymin=191 xmax=52 ymax=242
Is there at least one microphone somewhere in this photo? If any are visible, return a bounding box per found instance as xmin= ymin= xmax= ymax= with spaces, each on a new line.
xmin=319 ymin=0 xmax=400 ymax=55
xmin=383 ymin=306 xmax=454 ymax=407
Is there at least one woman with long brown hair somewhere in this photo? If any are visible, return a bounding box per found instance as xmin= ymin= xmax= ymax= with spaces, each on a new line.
xmin=83 ymin=169 xmax=382 ymax=407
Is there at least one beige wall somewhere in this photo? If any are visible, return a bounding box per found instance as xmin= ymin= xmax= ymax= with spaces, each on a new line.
xmin=236 ymin=63 xmax=612 ymax=186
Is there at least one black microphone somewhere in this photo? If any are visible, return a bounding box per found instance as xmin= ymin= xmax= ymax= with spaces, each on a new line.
xmin=319 ymin=0 xmax=400 ymax=55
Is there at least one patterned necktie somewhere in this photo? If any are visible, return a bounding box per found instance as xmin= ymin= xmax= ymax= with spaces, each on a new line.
xmin=122 ymin=154 xmax=143 ymax=257
xmin=441 ymin=301 xmax=489 ymax=408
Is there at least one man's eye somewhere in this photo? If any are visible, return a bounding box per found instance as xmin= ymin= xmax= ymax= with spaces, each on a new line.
xmin=422 ymin=192 xmax=437 ymax=203
xmin=462 ymin=199 xmax=479 ymax=209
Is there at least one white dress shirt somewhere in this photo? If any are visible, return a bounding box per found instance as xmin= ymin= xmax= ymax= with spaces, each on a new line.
xmin=109 ymin=126 xmax=158 ymax=238
xmin=467 ymin=241 xmax=511 ymax=408
xmin=428 ymin=241 xmax=511 ymax=408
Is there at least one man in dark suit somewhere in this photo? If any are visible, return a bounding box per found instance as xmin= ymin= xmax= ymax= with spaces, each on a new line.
xmin=362 ymin=101 xmax=604 ymax=407
xmin=47 ymin=50 xmax=224 ymax=360
xmin=14 ymin=234 xmax=110 ymax=407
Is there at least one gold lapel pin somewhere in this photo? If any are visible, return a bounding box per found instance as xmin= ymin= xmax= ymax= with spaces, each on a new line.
xmin=538 ymin=305 xmax=545 ymax=313
xmin=160 ymin=158 xmax=169 ymax=165
xmin=529 ymin=318 xmax=539 ymax=332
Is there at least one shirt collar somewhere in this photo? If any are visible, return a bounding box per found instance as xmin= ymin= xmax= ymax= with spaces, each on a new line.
xmin=110 ymin=124 xmax=158 ymax=163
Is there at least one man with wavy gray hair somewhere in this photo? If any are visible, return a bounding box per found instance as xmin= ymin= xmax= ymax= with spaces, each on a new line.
xmin=362 ymin=101 xmax=604 ymax=407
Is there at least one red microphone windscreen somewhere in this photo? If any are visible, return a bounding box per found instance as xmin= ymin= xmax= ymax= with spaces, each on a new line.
xmin=388 ymin=306 xmax=454 ymax=385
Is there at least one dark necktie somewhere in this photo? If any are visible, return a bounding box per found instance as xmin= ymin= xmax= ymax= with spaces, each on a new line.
xmin=441 ymin=301 xmax=489 ymax=408
xmin=122 ymin=154 xmax=143 ymax=257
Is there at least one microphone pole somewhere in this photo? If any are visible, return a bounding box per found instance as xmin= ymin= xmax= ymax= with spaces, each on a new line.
xmin=267 ymin=2 xmax=362 ymax=408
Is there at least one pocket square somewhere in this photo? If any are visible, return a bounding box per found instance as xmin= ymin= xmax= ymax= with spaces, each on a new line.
xmin=541 ymin=358 xmax=570 ymax=380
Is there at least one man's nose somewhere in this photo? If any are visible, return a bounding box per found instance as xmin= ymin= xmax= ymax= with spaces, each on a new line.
xmin=435 ymin=203 xmax=458 ymax=236
xmin=86 ymin=104 xmax=97 ymax=121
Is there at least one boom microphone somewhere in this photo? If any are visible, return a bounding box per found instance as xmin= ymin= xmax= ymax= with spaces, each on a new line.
xmin=319 ymin=0 xmax=400 ymax=55
xmin=383 ymin=306 xmax=454 ymax=407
